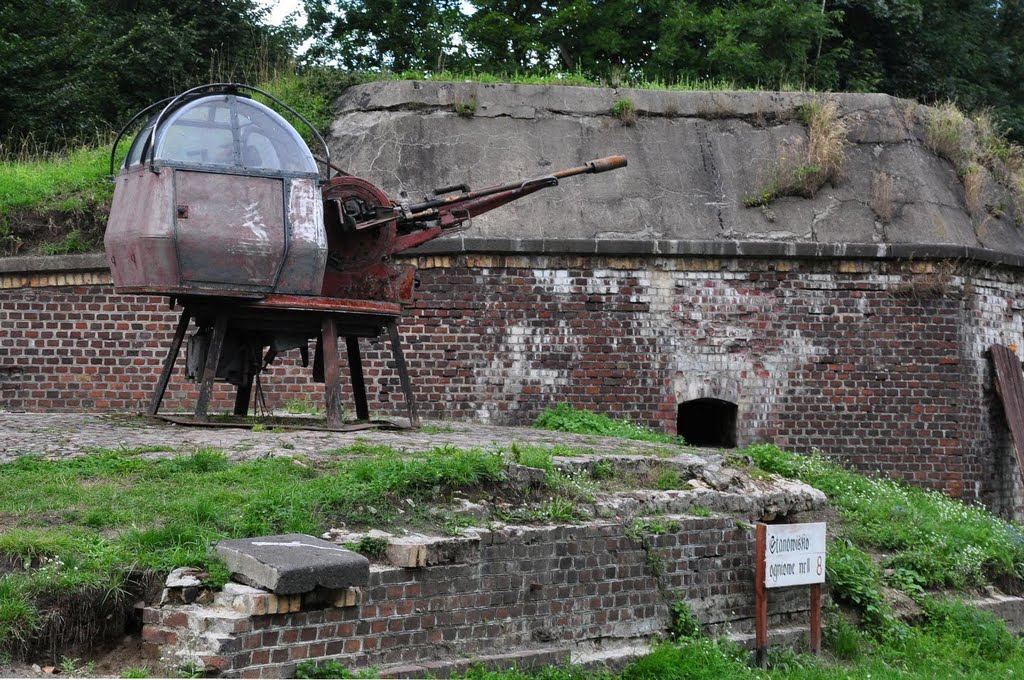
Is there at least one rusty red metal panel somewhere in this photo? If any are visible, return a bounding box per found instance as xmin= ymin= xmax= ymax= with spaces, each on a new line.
xmin=105 ymin=170 xmax=179 ymax=289
xmin=257 ymin=294 xmax=401 ymax=315
xmin=991 ymin=344 xmax=1024 ymax=480
xmin=175 ymin=171 xmax=285 ymax=290
xmin=275 ymin=178 xmax=327 ymax=296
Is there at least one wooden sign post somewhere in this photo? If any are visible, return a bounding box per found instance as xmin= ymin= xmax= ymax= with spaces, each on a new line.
xmin=755 ymin=522 xmax=826 ymax=667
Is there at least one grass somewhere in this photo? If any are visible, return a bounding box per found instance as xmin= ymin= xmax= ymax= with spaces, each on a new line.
xmin=454 ymin=97 xmax=477 ymax=117
xmin=745 ymin=443 xmax=1024 ymax=592
xmin=342 ymin=536 xmax=388 ymax=559
xmin=924 ymin=103 xmax=1024 ymax=225
xmin=742 ymin=97 xmax=847 ymax=207
xmin=924 ymin=102 xmax=971 ymax=167
xmin=0 ymin=445 xmax=507 ymax=650
xmin=612 ymin=98 xmax=637 ymax=126
xmin=533 ymin=404 xmax=681 ymax=444
xmin=0 ymin=141 xmax=118 ymax=254
xmin=282 ymin=397 xmax=322 ymax=416
xmin=420 ymin=423 xmax=457 ymax=434
xmin=39 ymin=229 xmax=98 ymax=255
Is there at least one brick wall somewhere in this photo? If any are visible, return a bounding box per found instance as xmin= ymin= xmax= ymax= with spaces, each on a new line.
xmin=1 ymin=253 xmax=1021 ymax=516
xmin=143 ymin=519 xmax=810 ymax=678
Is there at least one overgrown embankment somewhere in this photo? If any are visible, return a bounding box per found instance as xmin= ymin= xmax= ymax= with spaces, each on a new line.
xmin=3 ymin=407 xmax=1024 ymax=678
xmin=0 ymin=413 xmax=719 ymax=662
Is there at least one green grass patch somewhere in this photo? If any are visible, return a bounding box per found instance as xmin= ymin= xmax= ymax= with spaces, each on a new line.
xmin=533 ymin=404 xmax=681 ymax=444
xmin=342 ymin=536 xmax=389 ymax=559
xmin=745 ymin=443 xmax=1024 ymax=591
xmin=0 ymin=143 xmax=115 ymax=214
xmin=420 ymin=424 xmax=457 ymax=434
xmin=0 ymin=445 xmax=506 ymax=649
xmin=282 ymin=397 xmax=322 ymax=416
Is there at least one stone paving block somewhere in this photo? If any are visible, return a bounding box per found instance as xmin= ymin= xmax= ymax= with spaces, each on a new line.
xmin=217 ymin=534 xmax=369 ymax=594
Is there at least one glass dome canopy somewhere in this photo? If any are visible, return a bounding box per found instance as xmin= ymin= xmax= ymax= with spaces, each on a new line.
xmin=115 ymin=84 xmax=327 ymax=178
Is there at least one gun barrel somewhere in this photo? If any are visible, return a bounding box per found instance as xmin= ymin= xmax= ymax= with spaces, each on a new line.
xmin=405 ymin=155 xmax=627 ymax=215
xmin=551 ymin=155 xmax=628 ymax=180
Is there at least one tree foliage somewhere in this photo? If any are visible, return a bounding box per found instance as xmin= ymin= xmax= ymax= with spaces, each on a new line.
xmin=301 ymin=0 xmax=1024 ymax=140
xmin=2 ymin=0 xmax=1023 ymax=146
xmin=0 ymin=0 xmax=295 ymax=149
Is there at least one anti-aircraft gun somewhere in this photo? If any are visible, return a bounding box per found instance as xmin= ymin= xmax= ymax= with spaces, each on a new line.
xmin=104 ymin=83 xmax=627 ymax=427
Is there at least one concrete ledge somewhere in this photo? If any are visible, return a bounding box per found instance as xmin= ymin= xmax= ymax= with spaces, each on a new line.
xmin=408 ymin=237 xmax=1024 ymax=268
xmin=0 ymin=253 xmax=107 ymax=274
xmin=971 ymin=594 xmax=1024 ymax=633
xmin=5 ymin=237 xmax=1024 ymax=279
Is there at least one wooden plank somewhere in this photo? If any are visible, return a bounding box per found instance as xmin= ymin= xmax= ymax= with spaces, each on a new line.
xmin=991 ymin=344 xmax=1024 ymax=481
xmin=388 ymin=321 xmax=420 ymax=428
xmin=809 ymin=583 xmax=822 ymax=654
xmin=346 ymin=336 xmax=370 ymax=421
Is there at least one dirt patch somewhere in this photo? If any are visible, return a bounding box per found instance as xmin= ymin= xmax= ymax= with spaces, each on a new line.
xmin=1 ymin=205 xmax=106 ymax=257
xmin=0 ymin=634 xmax=149 ymax=679
xmin=5 ymin=571 xmax=161 ymax=663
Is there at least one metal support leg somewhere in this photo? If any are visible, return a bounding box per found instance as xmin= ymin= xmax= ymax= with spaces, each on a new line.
xmin=195 ymin=314 xmax=227 ymax=420
xmin=233 ymin=375 xmax=254 ymax=416
xmin=387 ymin=321 xmax=419 ymax=427
xmin=148 ymin=308 xmax=192 ymax=416
xmin=322 ymin=317 xmax=342 ymax=428
xmin=346 ymin=336 xmax=369 ymax=421
xmin=312 ymin=337 xmax=324 ymax=382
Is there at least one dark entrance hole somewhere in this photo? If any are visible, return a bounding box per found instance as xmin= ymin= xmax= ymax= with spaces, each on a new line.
xmin=677 ymin=398 xmax=738 ymax=448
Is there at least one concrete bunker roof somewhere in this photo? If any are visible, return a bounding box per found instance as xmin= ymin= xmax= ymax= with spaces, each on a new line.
xmin=327 ymin=81 xmax=1024 ymax=266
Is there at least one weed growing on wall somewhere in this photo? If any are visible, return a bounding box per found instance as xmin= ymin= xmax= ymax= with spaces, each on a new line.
xmin=742 ymin=97 xmax=847 ymax=208
xmin=342 ymin=536 xmax=388 ymax=559
xmin=612 ymin=98 xmax=637 ymax=126
xmin=668 ymin=600 xmax=701 ymax=640
xmin=924 ymin=103 xmax=1024 ymax=226
xmin=454 ymin=97 xmax=477 ymax=117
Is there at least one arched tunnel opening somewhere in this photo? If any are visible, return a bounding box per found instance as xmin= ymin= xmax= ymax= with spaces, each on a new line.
xmin=677 ymin=398 xmax=738 ymax=448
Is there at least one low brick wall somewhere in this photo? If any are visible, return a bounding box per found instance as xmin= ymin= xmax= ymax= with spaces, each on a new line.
xmin=142 ymin=519 xmax=810 ymax=678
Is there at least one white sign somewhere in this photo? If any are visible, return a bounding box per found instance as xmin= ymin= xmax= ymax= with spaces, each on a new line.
xmin=764 ymin=522 xmax=826 ymax=588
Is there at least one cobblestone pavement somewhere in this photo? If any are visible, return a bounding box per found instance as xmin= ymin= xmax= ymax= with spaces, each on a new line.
xmin=0 ymin=412 xmax=695 ymax=463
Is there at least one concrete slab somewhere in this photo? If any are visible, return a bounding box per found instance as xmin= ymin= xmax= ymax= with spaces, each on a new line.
xmin=216 ymin=534 xmax=369 ymax=594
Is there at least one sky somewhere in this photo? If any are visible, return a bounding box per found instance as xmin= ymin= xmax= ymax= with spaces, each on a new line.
xmin=261 ymin=0 xmax=307 ymax=27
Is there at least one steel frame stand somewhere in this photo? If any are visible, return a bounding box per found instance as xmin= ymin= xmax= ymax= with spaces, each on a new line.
xmin=147 ymin=297 xmax=419 ymax=428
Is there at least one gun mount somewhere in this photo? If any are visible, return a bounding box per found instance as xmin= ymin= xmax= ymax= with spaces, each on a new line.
xmin=104 ymin=83 xmax=627 ymax=428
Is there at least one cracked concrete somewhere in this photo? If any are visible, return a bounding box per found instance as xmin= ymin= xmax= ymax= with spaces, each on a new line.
xmin=328 ymin=81 xmax=1024 ymax=254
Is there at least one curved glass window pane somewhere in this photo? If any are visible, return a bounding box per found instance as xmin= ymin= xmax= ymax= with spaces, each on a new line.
xmin=124 ymin=117 xmax=156 ymax=168
xmin=156 ymin=97 xmax=236 ymax=167
xmin=236 ymin=100 xmax=317 ymax=174
xmin=149 ymin=95 xmax=316 ymax=174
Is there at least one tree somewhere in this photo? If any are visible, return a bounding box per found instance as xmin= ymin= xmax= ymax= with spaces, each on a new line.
xmin=303 ymin=0 xmax=468 ymax=72
xmin=0 ymin=0 xmax=296 ymax=149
